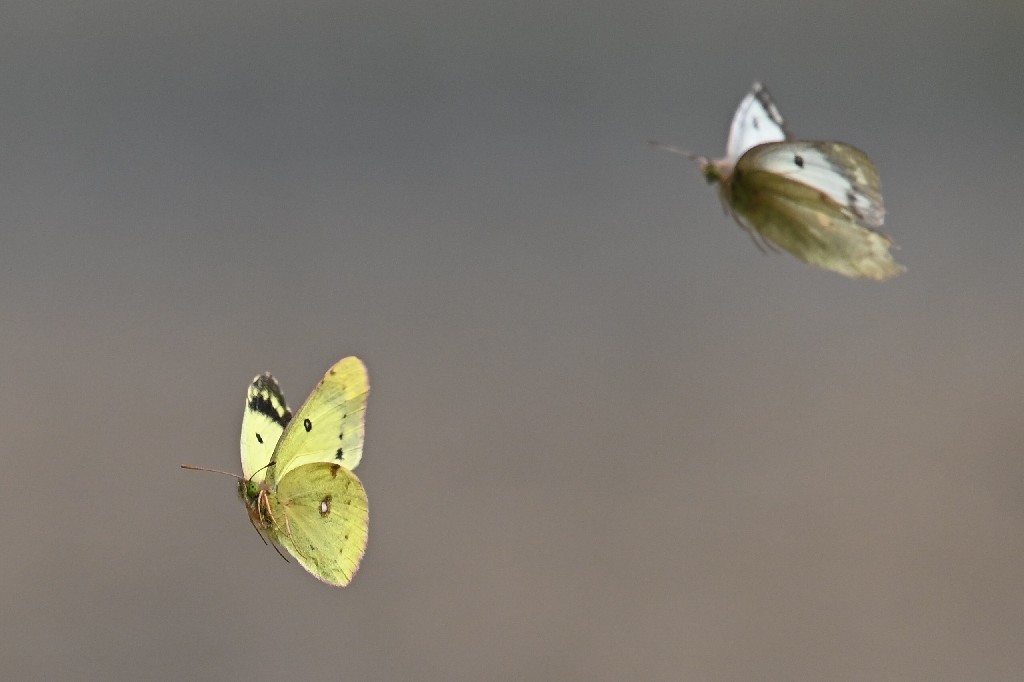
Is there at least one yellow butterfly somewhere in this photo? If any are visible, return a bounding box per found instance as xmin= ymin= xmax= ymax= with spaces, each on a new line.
xmin=656 ymin=82 xmax=904 ymax=280
xmin=184 ymin=357 xmax=370 ymax=587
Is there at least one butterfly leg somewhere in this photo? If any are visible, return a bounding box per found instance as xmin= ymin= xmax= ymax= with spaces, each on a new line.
xmin=257 ymin=488 xmax=281 ymax=531
xmin=746 ymin=228 xmax=782 ymax=254
xmin=283 ymin=511 xmax=294 ymax=540
xmin=263 ymin=496 xmax=295 ymax=543
xmin=256 ymin=490 xmax=292 ymax=563
xmin=269 ymin=539 xmax=291 ymax=563
xmin=247 ymin=514 xmax=270 ymax=546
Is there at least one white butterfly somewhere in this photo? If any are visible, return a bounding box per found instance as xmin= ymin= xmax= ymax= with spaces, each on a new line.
xmin=658 ymin=82 xmax=904 ymax=280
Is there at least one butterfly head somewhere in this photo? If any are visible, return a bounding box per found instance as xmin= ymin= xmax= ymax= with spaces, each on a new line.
xmin=698 ymin=157 xmax=729 ymax=185
xmin=238 ymin=477 xmax=261 ymax=502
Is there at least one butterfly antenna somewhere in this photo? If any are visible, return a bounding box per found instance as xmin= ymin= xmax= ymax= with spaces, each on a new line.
xmin=180 ymin=464 xmax=243 ymax=480
xmin=248 ymin=460 xmax=275 ymax=483
xmin=647 ymin=140 xmax=706 ymax=163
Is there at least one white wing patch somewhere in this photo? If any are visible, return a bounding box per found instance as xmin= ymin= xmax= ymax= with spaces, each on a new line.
xmin=747 ymin=141 xmax=885 ymax=227
xmin=240 ymin=373 xmax=292 ymax=484
xmin=725 ymin=82 xmax=791 ymax=163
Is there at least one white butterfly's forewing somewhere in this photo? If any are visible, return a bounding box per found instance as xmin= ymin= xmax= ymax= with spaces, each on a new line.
xmin=725 ymin=82 xmax=791 ymax=164
xmin=266 ymin=356 xmax=369 ymax=485
xmin=725 ymin=140 xmax=903 ymax=280
xmin=745 ymin=141 xmax=885 ymax=227
xmin=240 ymin=373 xmax=292 ymax=485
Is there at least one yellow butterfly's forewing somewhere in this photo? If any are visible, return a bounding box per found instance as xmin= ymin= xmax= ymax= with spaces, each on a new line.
xmin=265 ymin=356 xmax=369 ymax=486
xmin=268 ymin=462 xmax=369 ymax=587
xmin=724 ymin=141 xmax=904 ymax=280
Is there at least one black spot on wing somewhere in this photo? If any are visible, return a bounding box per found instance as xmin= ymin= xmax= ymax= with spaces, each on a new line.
xmin=794 ymin=154 xmax=804 ymax=168
xmin=303 ymin=418 xmax=312 ymax=432
xmin=256 ymin=433 xmax=264 ymax=444
xmin=335 ymin=447 xmax=344 ymax=460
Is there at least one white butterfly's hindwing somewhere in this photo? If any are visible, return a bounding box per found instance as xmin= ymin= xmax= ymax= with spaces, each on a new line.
xmin=724 ymin=141 xmax=903 ymax=280
xmin=725 ymin=82 xmax=792 ymax=163
xmin=240 ymin=373 xmax=292 ymax=484
xmin=265 ymin=356 xmax=369 ymax=485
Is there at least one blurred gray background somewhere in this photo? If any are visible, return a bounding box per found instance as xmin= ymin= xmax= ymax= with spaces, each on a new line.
xmin=4 ymin=2 xmax=1023 ymax=680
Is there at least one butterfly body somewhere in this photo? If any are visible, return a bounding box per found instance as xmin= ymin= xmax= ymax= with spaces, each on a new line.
xmin=695 ymin=83 xmax=904 ymax=280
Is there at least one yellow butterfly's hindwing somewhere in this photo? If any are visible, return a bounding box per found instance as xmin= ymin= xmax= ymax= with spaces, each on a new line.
xmin=265 ymin=356 xmax=369 ymax=486
xmin=268 ymin=462 xmax=369 ymax=587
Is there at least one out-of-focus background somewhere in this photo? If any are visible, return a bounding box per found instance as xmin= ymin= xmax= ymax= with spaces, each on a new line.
xmin=4 ymin=2 xmax=1022 ymax=679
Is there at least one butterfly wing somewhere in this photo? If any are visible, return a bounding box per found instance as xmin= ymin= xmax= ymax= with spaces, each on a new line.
xmin=726 ymin=140 xmax=903 ymax=280
xmin=265 ymin=356 xmax=369 ymax=486
xmin=240 ymin=373 xmax=292 ymax=485
xmin=744 ymin=141 xmax=886 ymax=226
xmin=268 ymin=462 xmax=369 ymax=587
xmin=725 ymin=82 xmax=792 ymax=164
